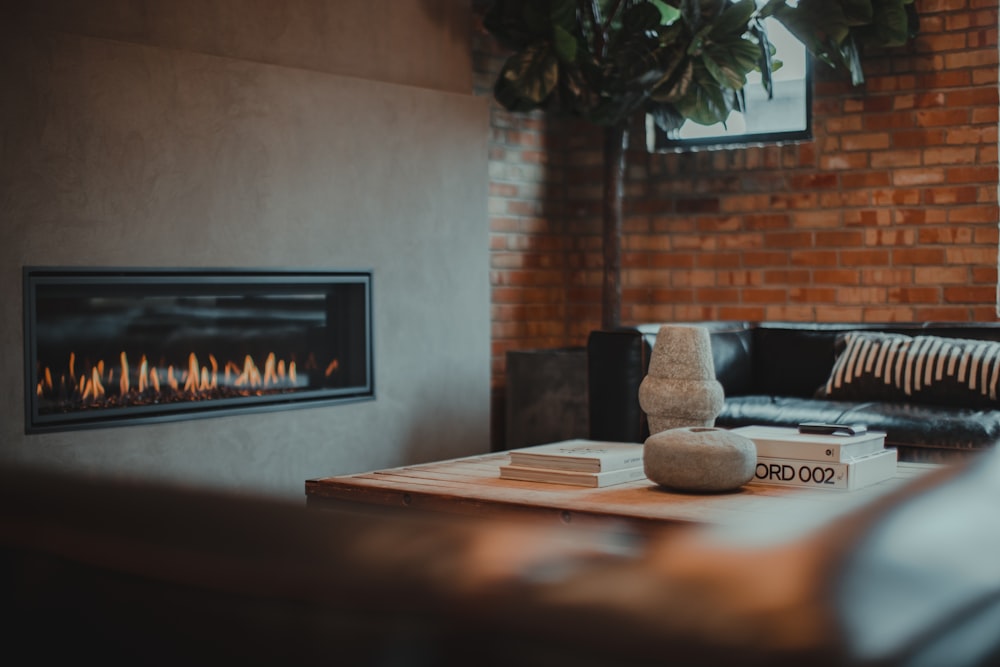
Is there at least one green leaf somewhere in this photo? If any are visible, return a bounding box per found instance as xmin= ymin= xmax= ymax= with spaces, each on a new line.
xmin=552 ymin=24 xmax=578 ymax=62
xmin=693 ymin=1 xmax=762 ymax=93
xmin=710 ymin=0 xmax=757 ymax=39
xmin=854 ymin=0 xmax=911 ymax=47
xmin=672 ymin=61 xmax=740 ymax=126
xmin=558 ymin=63 xmax=599 ymax=114
xmin=548 ymin=0 xmax=577 ymax=29
xmin=752 ymin=18 xmax=776 ymax=98
xmin=839 ymin=33 xmax=865 ymax=85
xmin=838 ymin=0 xmax=876 ymax=26
xmin=647 ymin=101 xmax=686 ymax=134
xmin=702 ymin=38 xmax=759 ymax=90
xmin=614 ymin=21 xmax=674 ymax=82
xmin=772 ymin=0 xmax=851 ymax=62
xmin=493 ymin=43 xmax=560 ymax=111
xmin=650 ymin=59 xmax=695 ymax=105
xmin=678 ymin=0 xmax=703 ymax=32
xmin=677 ymin=86 xmax=732 ymax=126
xmin=649 ymin=0 xmax=682 ymax=25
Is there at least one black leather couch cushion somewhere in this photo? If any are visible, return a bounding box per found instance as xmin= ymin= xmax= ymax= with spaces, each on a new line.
xmin=837 ymin=401 xmax=1000 ymax=461
xmin=715 ymin=396 xmax=862 ymax=431
xmin=751 ymin=327 xmax=842 ymax=398
xmin=715 ymin=396 xmax=1000 ymax=462
xmin=709 ymin=327 xmax=754 ymax=396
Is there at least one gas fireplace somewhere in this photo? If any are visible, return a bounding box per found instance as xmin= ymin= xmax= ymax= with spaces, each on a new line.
xmin=24 ymin=267 xmax=373 ymax=433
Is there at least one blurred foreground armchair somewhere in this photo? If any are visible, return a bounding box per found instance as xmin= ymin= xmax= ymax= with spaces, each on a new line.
xmin=1 ymin=449 xmax=998 ymax=666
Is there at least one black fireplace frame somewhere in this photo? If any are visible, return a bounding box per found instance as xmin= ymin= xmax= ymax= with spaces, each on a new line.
xmin=23 ymin=266 xmax=374 ymax=433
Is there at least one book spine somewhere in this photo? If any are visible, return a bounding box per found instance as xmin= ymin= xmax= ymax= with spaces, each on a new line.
xmin=508 ymin=453 xmax=643 ymax=472
xmin=499 ymin=464 xmax=646 ymax=487
xmin=750 ymin=450 xmax=896 ymax=490
xmin=751 ymin=457 xmax=863 ymax=489
xmin=751 ymin=438 xmax=883 ymax=462
xmin=597 ymin=466 xmax=648 ymax=486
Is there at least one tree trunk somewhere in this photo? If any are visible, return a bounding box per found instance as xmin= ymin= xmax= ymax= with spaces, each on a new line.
xmin=601 ymin=122 xmax=628 ymax=331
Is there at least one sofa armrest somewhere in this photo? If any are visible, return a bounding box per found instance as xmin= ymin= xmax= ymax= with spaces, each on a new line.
xmin=587 ymin=328 xmax=655 ymax=443
xmin=587 ymin=323 xmax=752 ymax=443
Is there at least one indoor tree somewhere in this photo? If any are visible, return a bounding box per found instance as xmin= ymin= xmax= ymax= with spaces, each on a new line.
xmin=482 ymin=0 xmax=918 ymax=330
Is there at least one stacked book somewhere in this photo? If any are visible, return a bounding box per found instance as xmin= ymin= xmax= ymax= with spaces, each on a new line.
xmin=500 ymin=439 xmax=647 ymax=488
xmin=731 ymin=424 xmax=897 ymax=491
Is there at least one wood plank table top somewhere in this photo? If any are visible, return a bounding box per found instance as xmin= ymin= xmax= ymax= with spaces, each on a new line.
xmin=305 ymin=450 xmax=942 ymax=532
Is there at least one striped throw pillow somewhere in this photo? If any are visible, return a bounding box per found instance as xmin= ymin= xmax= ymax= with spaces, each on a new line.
xmin=821 ymin=331 xmax=1000 ymax=409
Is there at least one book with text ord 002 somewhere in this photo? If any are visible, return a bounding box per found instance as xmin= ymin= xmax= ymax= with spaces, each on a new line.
xmin=749 ymin=448 xmax=898 ymax=491
xmin=499 ymin=463 xmax=647 ymax=488
xmin=730 ymin=425 xmax=887 ymax=463
xmin=507 ymin=439 xmax=645 ymax=473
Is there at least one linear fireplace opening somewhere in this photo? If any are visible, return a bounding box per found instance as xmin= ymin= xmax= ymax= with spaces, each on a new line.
xmin=24 ymin=267 xmax=373 ymax=433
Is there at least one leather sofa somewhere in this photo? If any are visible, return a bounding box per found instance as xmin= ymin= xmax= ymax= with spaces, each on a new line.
xmin=588 ymin=321 xmax=1000 ymax=462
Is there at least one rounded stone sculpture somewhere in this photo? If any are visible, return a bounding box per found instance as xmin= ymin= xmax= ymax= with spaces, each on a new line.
xmin=644 ymin=426 xmax=757 ymax=492
xmin=638 ymin=324 xmax=725 ymax=435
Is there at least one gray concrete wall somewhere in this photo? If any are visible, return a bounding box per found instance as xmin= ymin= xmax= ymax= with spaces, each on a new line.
xmin=0 ymin=0 xmax=490 ymax=500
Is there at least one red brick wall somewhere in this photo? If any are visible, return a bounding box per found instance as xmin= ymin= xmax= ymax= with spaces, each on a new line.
xmin=474 ymin=1 xmax=999 ymax=450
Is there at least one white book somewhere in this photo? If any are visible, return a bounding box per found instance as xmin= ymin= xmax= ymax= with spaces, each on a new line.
xmin=499 ymin=463 xmax=647 ymax=488
xmin=730 ymin=425 xmax=887 ymax=462
xmin=749 ymin=448 xmax=898 ymax=490
xmin=508 ymin=439 xmax=645 ymax=473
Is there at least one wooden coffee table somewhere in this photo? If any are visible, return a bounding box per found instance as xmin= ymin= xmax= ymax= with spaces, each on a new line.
xmin=305 ymin=450 xmax=940 ymax=532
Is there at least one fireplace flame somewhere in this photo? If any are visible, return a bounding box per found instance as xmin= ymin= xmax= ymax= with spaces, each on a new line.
xmin=81 ymin=366 xmax=105 ymax=401
xmin=137 ymin=356 xmax=148 ymax=393
xmin=183 ymin=353 xmax=200 ymax=393
xmin=264 ymin=352 xmax=281 ymax=386
xmin=36 ymin=347 xmax=330 ymax=411
xmin=119 ymin=351 xmax=130 ymax=395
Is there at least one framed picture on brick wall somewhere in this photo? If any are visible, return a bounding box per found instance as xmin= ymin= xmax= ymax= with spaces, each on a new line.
xmin=647 ymin=17 xmax=812 ymax=153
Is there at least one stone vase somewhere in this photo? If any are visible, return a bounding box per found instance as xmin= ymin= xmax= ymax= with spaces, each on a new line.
xmin=644 ymin=426 xmax=756 ymax=492
xmin=638 ymin=324 xmax=724 ymax=435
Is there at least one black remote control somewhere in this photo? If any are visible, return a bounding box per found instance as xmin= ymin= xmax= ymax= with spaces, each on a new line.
xmin=798 ymin=422 xmax=868 ymax=437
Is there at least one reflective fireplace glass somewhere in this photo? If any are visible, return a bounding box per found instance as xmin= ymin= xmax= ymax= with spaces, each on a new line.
xmin=24 ymin=267 xmax=373 ymax=433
